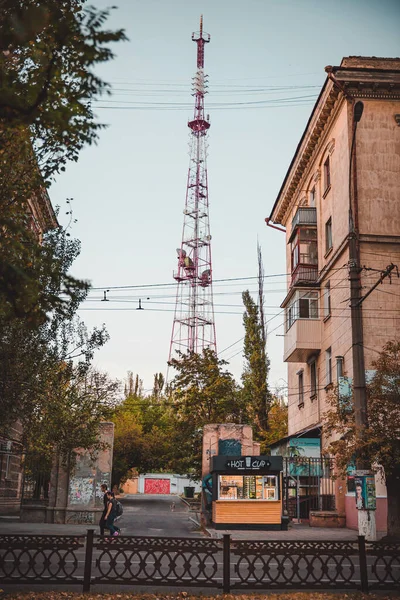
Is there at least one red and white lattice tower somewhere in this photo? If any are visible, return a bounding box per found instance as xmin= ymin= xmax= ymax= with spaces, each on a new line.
xmin=169 ymin=16 xmax=216 ymax=360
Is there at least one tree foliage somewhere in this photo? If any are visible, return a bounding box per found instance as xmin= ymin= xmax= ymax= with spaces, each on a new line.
xmin=112 ymin=351 xmax=248 ymax=484
xmin=260 ymin=399 xmax=288 ymax=454
xmin=0 ymin=225 xmax=117 ymax=464
xmin=242 ymin=290 xmax=273 ymax=431
xmin=0 ymin=0 xmax=126 ymax=325
xmin=112 ymin=384 xmax=173 ymax=486
xmin=1 ymin=0 xmax=127 ymax=179
xmin=324 ymin=341 xmax=400 ymax=538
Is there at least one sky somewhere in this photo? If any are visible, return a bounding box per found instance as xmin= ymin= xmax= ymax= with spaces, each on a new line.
xmin=50 ymin=0 xmax=400 ymax=394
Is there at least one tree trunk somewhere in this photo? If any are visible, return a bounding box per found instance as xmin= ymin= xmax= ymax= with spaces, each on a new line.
xmin=386 ymin=467 xmax=400 ymax=539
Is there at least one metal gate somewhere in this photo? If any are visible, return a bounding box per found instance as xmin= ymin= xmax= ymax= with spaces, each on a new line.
xmin=283 ymin=457 xmax=335 ymax=520
xmin=144 ymin=478 xmax=171 ymax=494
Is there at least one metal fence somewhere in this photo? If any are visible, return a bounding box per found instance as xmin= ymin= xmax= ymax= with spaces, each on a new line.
xmin=0 ymin=531 xmax=399 ymax=593
xmin=283 ymin=457 xmax=336 ymax=520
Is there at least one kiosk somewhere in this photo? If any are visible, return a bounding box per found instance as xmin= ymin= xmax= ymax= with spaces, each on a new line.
xmin=210 ymin=455 xmax=286 ymax=529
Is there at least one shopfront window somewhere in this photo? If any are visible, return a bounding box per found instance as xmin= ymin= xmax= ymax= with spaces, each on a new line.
xmin=218 ymin=475 xmax=279 ymax=500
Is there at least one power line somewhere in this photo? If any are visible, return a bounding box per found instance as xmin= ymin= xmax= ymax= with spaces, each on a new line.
xmin=86 ymin=266 xmax=348 ymax=292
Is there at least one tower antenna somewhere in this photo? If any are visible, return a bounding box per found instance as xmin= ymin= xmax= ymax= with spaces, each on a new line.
xmin=168 ymin=18 xmax=216 ymax=361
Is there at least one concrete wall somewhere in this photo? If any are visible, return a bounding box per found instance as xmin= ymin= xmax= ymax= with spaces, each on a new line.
xmin=202 ymin=424 xmax=260 ymax=478
xmin=22 ymin=422 xmax=115 ymax=524
xmin=122 ymin=477 xmax=138 ymax=494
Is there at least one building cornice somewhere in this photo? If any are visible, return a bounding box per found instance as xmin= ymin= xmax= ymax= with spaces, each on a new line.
xmin=270 ymin=79 xmax=341 ymax=225
xmin=269 ymin=58 xmax=400 ymax=226
xmin=29 ymin=188 xmax=58 ymax=233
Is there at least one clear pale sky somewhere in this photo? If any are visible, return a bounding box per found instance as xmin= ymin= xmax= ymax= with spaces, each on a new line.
xmin=50 ymin=0 xmax=400 ymax=393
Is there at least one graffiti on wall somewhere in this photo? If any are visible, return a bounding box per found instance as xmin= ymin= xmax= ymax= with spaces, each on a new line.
xmin=144 ymin=478 xmax=170 ymax=494
xmin=66 ymin=511 xmax=95 ymax=524
xmin=69 ymin=476 xmax=94 ymax=505
xmin=95 ymin=473 xmax=110 ymax=499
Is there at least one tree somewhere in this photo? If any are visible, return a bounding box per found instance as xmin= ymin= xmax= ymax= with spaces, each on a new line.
xmin=0 ymin=0 xmax=126 ymax=324
xmin=167 ymin=349 xmax=246 ymax=479
xmin=261 ymin=399 xmax=288 ymax=454
xmin=1 ymin=1 xmax=126 ymax=178
xmin=242 ymin=289 xmax=273 ymax=432
xmin=324 ymin=341 xmax=400 ymax=539
xmin=24 ymin=367 xmax=120 ymax=465
xmin=112 ymin=378 xmax=174 ymax=485
xmin=0 ymin=224 xmax=115 ymax=464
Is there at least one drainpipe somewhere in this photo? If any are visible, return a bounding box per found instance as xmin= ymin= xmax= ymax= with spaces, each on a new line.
xmin=265 ymin=217 xmax=286 ymax=233
xmin=325 ymin=66 xmax=354 ymax=100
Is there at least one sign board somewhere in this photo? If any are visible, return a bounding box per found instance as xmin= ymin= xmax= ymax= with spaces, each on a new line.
xmin=354 ymin=474 xmax=376 ymax=510
xmin=210 ymin=455 xmax=283 ymax=473
xmin=225 ymin=457 xmax=271 ymax=471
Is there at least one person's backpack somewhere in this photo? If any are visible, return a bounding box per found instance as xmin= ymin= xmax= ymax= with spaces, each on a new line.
xmin=115 ymin=501 xmax=123 ymax=517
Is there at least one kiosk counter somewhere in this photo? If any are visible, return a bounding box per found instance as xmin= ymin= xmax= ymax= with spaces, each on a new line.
xmin=210 ymin=455 xmax=286 ymax=530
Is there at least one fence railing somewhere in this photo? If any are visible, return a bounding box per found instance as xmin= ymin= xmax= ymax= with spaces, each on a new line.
xmin=0 ymin=531 xmax=399 ymax=593
xmin=283 ymin=457 xmax=336 ymax=520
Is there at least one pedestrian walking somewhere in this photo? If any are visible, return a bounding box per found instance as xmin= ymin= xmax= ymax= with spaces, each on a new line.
xmin=99 ymin=483 xmax=108 ymax=536
xmin=105 ymin=491 xmax=119 ymax=536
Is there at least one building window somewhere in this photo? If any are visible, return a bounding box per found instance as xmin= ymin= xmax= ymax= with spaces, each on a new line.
xmin=326 ymin=348 xmax=332 ymax=386
xmin=286 ymin=291 xmax=319 ymax=331
xmin=309 ymin=187 xmax=316 ymax=207
xmin=324 ymin=156 xmax=331 ymax=192
xmin=291 ymin=227 xmax=318 ymax=271
xmin=336 ymin=356 xmax=344 ymax=380
xmin=298 ymin=370 xmax=304 ymax=407
xmin=325 ymin=217 xmax=333 ymax=253
xmin=324 ymin=281 xmax=331 ymax=318
xmin=310 ymin=359 xmax=317 ymax=398
xmin=218 ymin=475 xmax=279 ymax=500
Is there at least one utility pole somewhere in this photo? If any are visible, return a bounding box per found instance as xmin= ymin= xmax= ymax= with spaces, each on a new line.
xmin=348 ymin=100 xmax=376 ymax=540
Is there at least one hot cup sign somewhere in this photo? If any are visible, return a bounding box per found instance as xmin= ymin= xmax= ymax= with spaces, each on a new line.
xmin=225 ymin=457 xmax=271 ymax=471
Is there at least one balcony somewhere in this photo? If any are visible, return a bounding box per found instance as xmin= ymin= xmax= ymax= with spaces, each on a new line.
xmin=291 ymin=207 xmax=317 ymax=236
xmin=291 ymin=262 xmax=318 ymax=286
xmin=284 ymin=318 xmax=321 ymax=363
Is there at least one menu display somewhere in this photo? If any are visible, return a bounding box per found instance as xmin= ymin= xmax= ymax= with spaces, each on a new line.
xmin=219 ymin=475 xmax=279 ymax=500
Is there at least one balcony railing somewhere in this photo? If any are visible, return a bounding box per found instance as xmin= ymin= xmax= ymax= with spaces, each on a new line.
xmin=291 ymin=207 xmax=317 ymax=233
xmin=291 ymin=263 xmax=318 ymax=286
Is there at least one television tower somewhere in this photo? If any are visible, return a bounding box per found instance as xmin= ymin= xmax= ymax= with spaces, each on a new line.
xmin=169 ymin=16 xmax=216 ymax=360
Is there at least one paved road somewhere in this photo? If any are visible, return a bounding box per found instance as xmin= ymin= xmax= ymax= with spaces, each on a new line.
xmin=0 ymin=494 xmax=200 ymax=537
xmin=116 ymin=494 xmax=201 ymax=537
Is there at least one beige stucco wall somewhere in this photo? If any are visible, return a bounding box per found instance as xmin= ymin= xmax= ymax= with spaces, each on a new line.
xmin=284 ymin=100 xmax=353 ymax=439
xmin=270 ymin=60 xmax=399 ymax=532
xmin=283 ymin=94 xmax=400 ymax=446
xmin=357 ymin=100 xmax=400 ymax=237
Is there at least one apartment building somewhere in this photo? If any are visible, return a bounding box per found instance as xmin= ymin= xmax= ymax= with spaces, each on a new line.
xmin=268 ymin=57 xmax=400 ymax=531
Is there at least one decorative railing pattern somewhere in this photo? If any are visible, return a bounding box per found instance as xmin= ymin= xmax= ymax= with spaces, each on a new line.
xmin=0 ymin=531 xmax=398 ymax=593
xmin=367 ymin=541 xmax=400 ymax=590
xmin=92 ymin=534 xmax=221 ymax=587
xmin=231 ymin=539 xmax=360 ymax=590
xmin=0 ymin=535 xmax=85 ymax=585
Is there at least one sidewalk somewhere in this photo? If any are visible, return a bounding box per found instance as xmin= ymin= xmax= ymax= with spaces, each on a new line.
xmin=205 ymin=521 xmax=384 ymax=540
xmin=0 ymin=515 xmax=384 ymax=541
